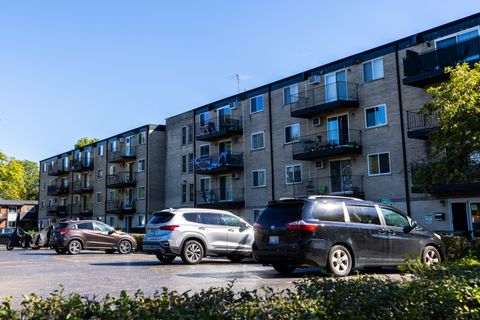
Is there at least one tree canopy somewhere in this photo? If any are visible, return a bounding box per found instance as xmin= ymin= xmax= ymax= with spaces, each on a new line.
xmin=0 ymin=150 xmax=39 ymax=200
xmin=75 ymin=137 xmax=99 ymax=149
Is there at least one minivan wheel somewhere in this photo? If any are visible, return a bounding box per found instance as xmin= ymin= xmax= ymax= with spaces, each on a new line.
xmin=156 ymin=253 xmax=176 ymax=264
xmin=181 ymin=240 xmax=204 ymax=264
xmin=118 ymin=240 xmax=132 ymax=254
xmin=67 ymin=240 xmax=82 ymax=255
xmin=328 ymin=245 xmax=352 ymax=277
xmin=422 ymin=246 xmax=441 ymax=265
xmin=272 ymin=264 xmax=296 ymax=274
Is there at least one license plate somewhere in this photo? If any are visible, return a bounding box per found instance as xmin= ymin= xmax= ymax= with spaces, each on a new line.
xmin=269 ymin=236 xmax=279 ymax=245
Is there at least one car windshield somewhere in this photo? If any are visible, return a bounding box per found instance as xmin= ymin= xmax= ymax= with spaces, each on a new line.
xmin=258 ymin=204 xmax=304 ymax=225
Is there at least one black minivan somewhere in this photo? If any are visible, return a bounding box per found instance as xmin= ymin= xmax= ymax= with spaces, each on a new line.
xmin=252 ymin=196 xmax=445 ymax=276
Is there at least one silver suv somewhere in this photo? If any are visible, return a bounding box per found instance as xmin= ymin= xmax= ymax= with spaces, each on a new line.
xmin=143 ymin=208 xmax=254 ymax=264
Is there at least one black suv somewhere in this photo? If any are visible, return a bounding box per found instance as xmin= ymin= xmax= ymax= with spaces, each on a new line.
xmin=252 ymin=196 xmax=445 ymax=276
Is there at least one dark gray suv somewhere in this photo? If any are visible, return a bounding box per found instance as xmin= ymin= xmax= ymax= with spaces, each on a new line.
xmin=253 ymin=196 xmax=445 ymax=276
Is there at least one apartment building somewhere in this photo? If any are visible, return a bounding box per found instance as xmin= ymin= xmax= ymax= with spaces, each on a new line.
xmin=0 ymin=200 xmax=38 ymax=230
xmin=164 ymin=13 xmax=480 ymax=237
xmin=38 ymin=124 xmax=166 ymax=232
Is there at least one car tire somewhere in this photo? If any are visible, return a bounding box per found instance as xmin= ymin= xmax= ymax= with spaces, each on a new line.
xmin=227 ymin=255 xmax=244 ymax=263
xmin=118 ymin=240 xmax=132 ymax=254
xmin=105 ymin=249 xmax=116 ymax=254
xmin=272 ymin=264 xmax=296 ymax=274
xmin=6 ymin=240 xmax=14 ymax=251
xmin=67 ymin=240 xmax=82 ymax=255
xmin=156 ymin=253 xmax=176 ymax=264
xmin=54 ymin=247 xmax=67 ymax=254
xmin=328 ymin=245 xmax=353 ymax=277
xmin=422 ymin=245 xmax=441 ymax=266
xmin=181 ymin=240 xmax=204 ymax=264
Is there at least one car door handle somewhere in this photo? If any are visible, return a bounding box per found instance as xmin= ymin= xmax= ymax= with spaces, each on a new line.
xmin=227 ymin=229 xmax=235 ymax=232
xmin=377 ymin=229 xmax=387 ymax=234
xmin=198 ymin=227 xmax=206 ymax=230
xmin=387 ymin=229 xmax=396 ymax=235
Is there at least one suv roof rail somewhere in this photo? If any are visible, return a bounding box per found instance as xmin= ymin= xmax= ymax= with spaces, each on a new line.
xmin=307 ymin=195 xmax=363 ymax=201
xmin=268 ymin=198 xmax=306 ymax=205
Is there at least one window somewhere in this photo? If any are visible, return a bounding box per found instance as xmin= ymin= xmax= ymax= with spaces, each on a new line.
xmin=97 ymin=145 xmax=104 ymax=156
xmin=381 ymin=208 xmax=409 ymax=228
xmin=253 ymin=208 xmax=264 ymax=222
xmin=181 ymin=183 xmax=187 ymax=203
xmin=285 ymin=124 xmax=300 ymax=143
xmin=138 ymin=132 xmax=146 ymax=145
xmin=40 ymin=200 xmax=44 ymax=209
xmin=200 ymin=145 xmax=210 ymax=157
xmin=222 ymin=214 xmax=242 ymax=227
xmin=137 ymin=215 xmax=146 ymax=227
xmin=41 ymin=182 xmax=45 ymax=191
xmin=347 ymin=205 xmax=380 ymax=225
xmin=137 ymin=186 xmax=145 ymax=199
xmin=184 ymin=213 xmax=200 ymax=223
xmin=48 ymin=199 xmax=53 ymax=207
xmin=251 ymin=132 xmax=265 ymax=150
xmin=138 ymin=159 xmax=145 ymax=172
xmin=250 ymin=95 xmax=264 ymax=113
xmin=108 ymin=190 xmax=116 ymax=201
xmin=313 ymin=202 xmax=345 ymax=222
xmin=97 ymin=169 xmax=103 ymax=180
xmin=199 ymin=112 xmax=210 ymax=128
xmin=182 ymin=155 xmax=187 ymax=173
xmin=200 ymin=213 xmax=222 ymax=225
xmin=188 ymin=153 xmax=194 ymax=173
xmin=42 ymin=163 xmax=47 ymax=172
xmin=283 ymin=84 xmax=298 ymax=105
xmin=368 ymin=152 xmax=391 ymax=176
xmin=108 ymin=165 xmax=115 ymax=176
xmin=363 ymin=58 xmax=384 ymax=82
xmin=253 ymin=170 xmax=266 ymax=188
xmin=285 ymin=165 xmax=302 ymax=184
xmin=181 ymin=127 xmax=187 ymax=145
xmin=94 ymin=222 xmax=113 ymax=232
xmin=365 ymin=104 xmax=387 ymax=128
xmin=108 ymin=216 xmax=116 ymax=227
xmin=189 ymin=183 xmax=194 ymax=202
xmin=315 ymin=160 xmax=324 ymax=169
xmin=110 ymin=141 xmax=117 ymax=152
xmin=187 ymin=125 xmax=193 ymax=144
xmin=77 ymin=223 xmax=94 ymax=230
xmin=436 ymin=28 xmax=480 ymax=62
xmin=96 ymin=192 xmax=103 ymax=203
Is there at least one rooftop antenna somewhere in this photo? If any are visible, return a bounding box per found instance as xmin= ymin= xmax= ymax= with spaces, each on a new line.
xmin=227 ymin=74 xmax=252 ymax=93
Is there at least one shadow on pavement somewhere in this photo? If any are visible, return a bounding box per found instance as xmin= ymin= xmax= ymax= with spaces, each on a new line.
xmin=90 ymin=261 xmax=163 ymax=267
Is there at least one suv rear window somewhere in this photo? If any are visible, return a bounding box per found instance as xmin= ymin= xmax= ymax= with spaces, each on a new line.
xmin=347 ymin=205 xmax=380 ymax=225
xmin=149 ymin=212 xmax=175 ymax=224
xmin=258 ymin=204 xmax=304 ymax=224
xmin=312 ymin=202 xmax=345 ymax=222
xmin=55 ymin=223 xmax=70 ymax=230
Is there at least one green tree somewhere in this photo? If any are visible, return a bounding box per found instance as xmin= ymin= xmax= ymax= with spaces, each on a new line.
xmin=416 ymin=63 xmax=480 ymax=189
xmin=74 ymin=137 xmax=99 ymax=148
xmin=0 ymin=150 xmax=39 ymax=200
xmin=21 ymin=160 xmax=39 ymax=200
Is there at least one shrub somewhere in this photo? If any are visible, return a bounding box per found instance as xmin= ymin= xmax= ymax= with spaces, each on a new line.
xmin=442 ymin=235 xmax=480 ymax=260
xmin=130 ymin=233 xmax=144 ymax=252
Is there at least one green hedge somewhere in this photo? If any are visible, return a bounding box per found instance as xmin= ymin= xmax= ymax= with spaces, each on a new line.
xmin=1 ymin=257 xmax=479 ymax=319
xmin=130 ymin=233 xmax=144 ymax=252
xmin=442 ymin=235 xmax=480 ymax=260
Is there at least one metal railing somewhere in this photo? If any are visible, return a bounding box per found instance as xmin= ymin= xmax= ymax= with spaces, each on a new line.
xmin=47 ymin=183 xmax=70 ymax=196
xmin=292 ymin=129 xmax=362 ymax=156
xmin=196 ymin=115 xmax=243 ymax=137
xmin=289 ymin=175 xmax=364 ymax=197
xmin=47 ymin=162 xmax=70 ymax=176
xmin=196 ymin=187 xmax=244 ymax=206
xmin=71 ymin=204 xmax=93 ymax=216
xmin=106 ymin=172 xmax=136 ymax=187
xmin=71 ymin=156 xmax=94 ymax=171
xmin=71 ymin=179 xmax=93 ymax=193
xmin=106 ymin=200 xmax=136 ymax=213
xmin=404 ymin=36 xmax=480 ymax=77
xmin=46 ymin=205 xmax=69 ymax=215
xmin=108 ymin=143 xmax=136 ymax=162
xmin=406 ymin=108 xmax=440 ymax=131
xmin=195 ymin=152 xmax=243 ymax=173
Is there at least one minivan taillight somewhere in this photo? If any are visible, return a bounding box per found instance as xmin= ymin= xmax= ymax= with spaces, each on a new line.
xmin=57 ymin=229 xmax=70 ymax=234
xmin=159 ymin=225 xmax=179 ymax=231
xmin=285 ymin=220 xmax=317 ymax=232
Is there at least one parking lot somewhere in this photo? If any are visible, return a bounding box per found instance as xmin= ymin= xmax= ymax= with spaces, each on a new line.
xmin=0 ymin=247 xmax=406 ymax=305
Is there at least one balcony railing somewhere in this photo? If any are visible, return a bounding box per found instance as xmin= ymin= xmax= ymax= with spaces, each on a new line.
xmin=71 ymin=204 xmax=93 ymax=217
xmin=47 ymin=184 xmax=70 ymax=196
xmin=290 ymin=82 xmax=359 ymax=118
xmin=71 ymin=157 xmax=94 ymax=172
xmin=108 ymin=143 xmax=136 ymax=163
xmin=46 ymin=205 xmax=69 ymax=217
xmin=106 ymin=200 xmax=136 ymax=214
xmin=288 ymin=175 xmax=364 ymax=198
xmin=47 ymin=163 xmax=70 ymax=176
xmin=406 ymin=108 xmax=440 ymax=139
xmin=106 ymin=172 xmax=136 ymax=188
xmin=71 ymin=180 xmax=93 ymax=194
xmin=196 ymin=115 xmax=243 ymax=141
xmin=411 ymin=163 xmax=480 ymax=194
xmin=292 ymin=129 xmax=362 ymax=160
xmin=403 ymin=36 xmax=480 ymax=87
xmin=196 ymin=187 xmax=245 ymax=209
xmin=195 ymin=152 xmax=243 ymax=175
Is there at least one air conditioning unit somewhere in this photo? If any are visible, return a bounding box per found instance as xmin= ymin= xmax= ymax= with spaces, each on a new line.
xmin=312 ymin=117 xmax=322 ymax=126
xmin=308 ymin=75 xmax=321 ymax=85
xmin=230 ymin=100 xmax=239 ymax=109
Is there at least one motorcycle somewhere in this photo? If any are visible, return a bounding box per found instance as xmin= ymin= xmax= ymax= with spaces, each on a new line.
xmin=6 ymin=227 xmax=33 ymax=250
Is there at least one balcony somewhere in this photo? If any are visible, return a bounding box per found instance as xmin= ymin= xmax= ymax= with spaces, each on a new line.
xmin=108 ymin=143 xmax=136 ymax=163
xmin=411 ymin=163 xmax=480 ymax=194
xmin=195 ymin=152 xmax=243 ymax=175
xmin=106 ymin=172 xmax=136 ymax=188
xmin=403 ymin=36 xmax=480 ymax=87
xmin=406 ymin=108 xmax=440 ymax=139
xmin=46 ymin=205 xmax=69 ymax=217
xmin=196 ymin=188 xmax=245 ymax=209
xmin=47 ymin=163 xmax=70 ymax=176
xmin=290 ymin=82 xmax=359 ymax=118
xmin=71 ymin=204 xmax=93 ymax=217
xmin=196 ymin=116 xmax=243 ymax=141
xmin=71 ymin=180 xmax=93 ymax=194
xmin=106 ymin=200 xmax=136 ymax=214
xmin=292 ymin=130 xmax=362 ymax=160
xmin=71 ymin=157 xmax=94 ymax=172
xmin=47 ymin=184 xmax=70 ymax=196
xmin=287 ymin=175 xmax=365 ymax=198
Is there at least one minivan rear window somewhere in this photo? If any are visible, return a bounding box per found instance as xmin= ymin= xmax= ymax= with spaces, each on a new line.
xmin=258 ymin=204 xmax=304 ymax=224
xmin=149 ymin=212 xmax=175 ymax=224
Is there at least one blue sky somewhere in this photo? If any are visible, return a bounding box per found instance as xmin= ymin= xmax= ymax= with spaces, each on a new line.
xmin=0 ymin=1 xmax=479 ymax=162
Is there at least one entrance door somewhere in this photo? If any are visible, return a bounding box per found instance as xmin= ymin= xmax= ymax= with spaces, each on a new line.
xmin=325 ymin=70 xmax=347 ymax=102
xmin=218 ymin=106 xmax=232 ymax=129
xmin=218 ymin=141 xmax=232 ymax=154
xmin=327 ymin=115 xmax=349 ymax=146
xmin=125 ymin=136 xmax=133 ymax=156
xmin=219 ymin=175 xmax=233 ymax=201
xmin=125 ymin=162 xmax=134 ymax=182
xmin=125 ymin=188 xmax=134 ymax=209
xmin=124 ymin=216 xmax=133 ymax=232
xmin=470 ymin=202 xmax=480 ymax=237
xmin=452 ymin=202 xmax=469 ymax=236
xmin=330 ymin=160 xmax=353 ymax=193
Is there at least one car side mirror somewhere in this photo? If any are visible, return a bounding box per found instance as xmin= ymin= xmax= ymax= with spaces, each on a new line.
xmin=403 ymin=220 xmax=418 ymax=234
xmin=108 ymin=229 xmax=115 ymax=235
